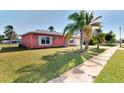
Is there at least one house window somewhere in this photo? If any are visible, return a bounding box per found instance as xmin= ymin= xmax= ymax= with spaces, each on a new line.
xmin=69 ymin=38 xmax=74 ymax=44
xmin=41 ymin=36 xmax=45 ymax=44
xmin=39 ymin=36 xmax=52 ymax=45
xmin=46 ymin=37 xmax=50 ymax=44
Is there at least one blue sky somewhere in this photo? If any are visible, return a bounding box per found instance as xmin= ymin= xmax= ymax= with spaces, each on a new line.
xmin=0 ymin=10 xmax=123 ymax=39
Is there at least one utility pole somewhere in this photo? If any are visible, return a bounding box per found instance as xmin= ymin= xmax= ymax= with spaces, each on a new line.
xmin=119 ymin=27 xmax=122 ymax=47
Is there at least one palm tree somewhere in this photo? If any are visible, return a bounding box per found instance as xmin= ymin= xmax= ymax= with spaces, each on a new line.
xmin=48 ymin=26 xmax=54 ymax=32
xmin=64 ymin=11 xmax=102 ymax=52
xmin=4 ymin=25 xmax=18 ymax=43
xmin=83 ymin=12 xmax=102 ymax=49
xmin=63 ymin=11 xmax=86 ymax=52
xmin=93 ymin=28 xmax=105 ymax=49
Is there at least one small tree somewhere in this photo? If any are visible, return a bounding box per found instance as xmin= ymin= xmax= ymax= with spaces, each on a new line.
xmin=4 ymin=25 xmax=18 ymax=43
xmin=48 ymin=26 xmax=54 ymax=32
xmin=0 ymin=34 xmax=5 ymax=43
xmin=93 ymin=28 xmax=105 ymax=49
xmin=105 ymin=30 xmax=115 ymax=45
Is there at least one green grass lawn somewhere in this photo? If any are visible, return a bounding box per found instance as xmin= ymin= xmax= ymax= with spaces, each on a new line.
xmin=122 ymin=44 xmax=124 ymax=48
xmin=0 ymin=44 xmax=27 ymax=53
xmin=0 ymin=44 xmax=105 ymax=83
xmin=95 ymin=50 xmax=124 ymax=83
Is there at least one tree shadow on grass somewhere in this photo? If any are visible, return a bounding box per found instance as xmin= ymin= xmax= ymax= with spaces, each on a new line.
xmin=13 ymin=48 xmax=104 ymax=83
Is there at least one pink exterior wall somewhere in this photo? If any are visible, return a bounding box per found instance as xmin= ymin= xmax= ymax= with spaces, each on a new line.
xmin=74 ymin=37 xmax=80 ymax=46
xmin=68 ymin=37 xmax=80 ymax=46
xmin=22 ymin=34 xmax=32 ymax=48
xmin=52 ymin=36 xmax=64 ymax=46
xmin=22 ymin=33 xmax=64 ymax=48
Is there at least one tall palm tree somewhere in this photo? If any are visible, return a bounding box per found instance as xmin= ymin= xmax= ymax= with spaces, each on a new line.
xmin=64 ymin=11 xmax=102 ymax=52
xmin=48 ymin=26 xmax=54 ymax=32
xmin=93 ymin=28 xmax=105 ymax=49
xmin=83 ymin=12 xmax=102 ymax=49
xmin=63 ymin=11 xmax=86 ymax=52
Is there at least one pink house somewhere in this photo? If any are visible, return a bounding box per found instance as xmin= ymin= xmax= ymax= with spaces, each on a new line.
xmin=22 ymin=29 xmax=80 ymax=49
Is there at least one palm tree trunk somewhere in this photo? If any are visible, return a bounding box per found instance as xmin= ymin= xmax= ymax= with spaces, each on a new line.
xmin=10 ymin=32 xmax=14 ymax=44
xmin=84 ymin=40 xmax=89 ymax=50
xmin=66 ymin=40 xmax=69 ymax=47
xmin=80 ymin=30 xmax=83 ymax=52
xmin=97 ymin=39 xmax=100 ymax=49
xmin=64 ymin=40 xmax=66 ymax=47
xmin=64 ymin=39 xmax=68 ymax=47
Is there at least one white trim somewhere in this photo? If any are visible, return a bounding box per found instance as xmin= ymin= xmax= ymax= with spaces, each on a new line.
xmin=38 ymin=35 xmax=52 ymax=45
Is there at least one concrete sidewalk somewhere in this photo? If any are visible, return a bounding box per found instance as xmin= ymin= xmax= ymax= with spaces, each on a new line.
xmin=48 ymin=46 xmax=119 ymax=83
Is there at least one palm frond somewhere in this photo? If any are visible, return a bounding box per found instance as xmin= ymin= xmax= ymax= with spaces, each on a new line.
xmin=88 ymin=11 xmax=94 ymax=24
xmin=85 ymin=11 xmax=94 ymax=25
xmin=90 ymin=22 xmax=102 ymax=27
xmin=63 ymin=23 xmax=79 ymax=40
xmin=79 ymin=10 xmax=86 ymax=21
xmin=95 ymin=28 xmax=102 ymax=34
xmin=92 ymin=16 xmax=102 ymax=22
xmin=99 ymin=33 xmax=106 ymax=43
xmin=65 ymin=32 xmax=71 ymax=40
xmin=68 ymin=12 xmax=79 ymax=21
xmin=85 ymin=12 xmax=89 ymax=25
xmin=63 ymin=23 xmax=76 ymax=35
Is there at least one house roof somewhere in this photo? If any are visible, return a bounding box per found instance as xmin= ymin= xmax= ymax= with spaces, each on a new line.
xmin=22 ymin=29 xmax=63 ymax=36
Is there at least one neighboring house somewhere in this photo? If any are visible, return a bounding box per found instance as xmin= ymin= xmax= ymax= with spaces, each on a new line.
xmin=22 ymin=29 xmax=80 ymax=48
xmin=2 ymin=40 xmax=11 ymax=44
xmin=11 ymin=39 xmax=22 ymax=44
xmin=1 ymin=40 xmax=21 ymax=44
xmin=68 ymin=36 xmax=80 ymax=46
